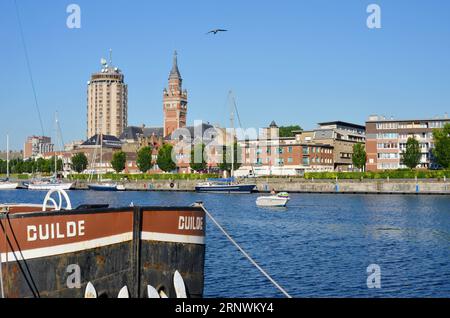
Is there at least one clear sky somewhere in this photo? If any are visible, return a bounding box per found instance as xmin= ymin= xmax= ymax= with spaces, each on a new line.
xmin=1 ymin=0 xmax=449 ymax=150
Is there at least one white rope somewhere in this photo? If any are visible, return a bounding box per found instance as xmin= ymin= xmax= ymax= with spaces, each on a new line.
xmin=202 ymin=206 xmax=292 ymax=298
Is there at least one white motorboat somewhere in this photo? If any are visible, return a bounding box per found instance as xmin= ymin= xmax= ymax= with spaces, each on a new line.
xmin=256 ymin=192 xmax=290 ymax=207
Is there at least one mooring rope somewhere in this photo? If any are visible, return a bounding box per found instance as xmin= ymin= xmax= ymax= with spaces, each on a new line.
xmin=201 ymin=205 xmax=292 ymax=298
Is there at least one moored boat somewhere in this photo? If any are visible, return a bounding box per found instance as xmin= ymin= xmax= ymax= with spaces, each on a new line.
xmin=87 ymin=182 xmax=118 ymax=191
xmin=256 ymin=192 xmax=290 ymax=207
xmin=0 ymin=180 xmax=19 ymax=190
xmin=26 ymin=178 xmax=73 ymax=191
xmin=195 ymin=178 xmax=256 ymax=194
xmin=0 ymin=135 xmax=19 ymax=191
xmin=0 ymin=189 xmax=206 ymax=298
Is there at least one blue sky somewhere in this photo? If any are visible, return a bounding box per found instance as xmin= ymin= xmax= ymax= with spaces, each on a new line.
xmin=1 ymin=0 xmax=449 ymax=150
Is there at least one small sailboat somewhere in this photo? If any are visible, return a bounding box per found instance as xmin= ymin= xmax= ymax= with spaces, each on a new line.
xmin=195 ymin=91 xmax=256 ymax=194
xmin=87 ymin=133 xmax=118 ymax=191
xmin=256 ymin=192 xmax=290 ymax=208
xmin=27 ymin=177 xmax=73 ymax=191
xmin=0 ymin=134 xmax=19 ymax=190
xmin=27 ymin=114 xmax=73 ymax=191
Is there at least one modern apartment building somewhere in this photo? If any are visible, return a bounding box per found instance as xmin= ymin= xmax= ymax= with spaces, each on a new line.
xmin=87 ymin=52 xmax=128 ymax=138
xmin=23 ymin=136 xmax=54 ymax=160
xmin=312 ymin=121 xmax=366 ymax=171
xmin=292 ymin=121 xmax=366 ymax=171
xmin=366 ymin=115 xmax=450 ymax=171
xmin=237 ymin=122 xmax=334 ymax=176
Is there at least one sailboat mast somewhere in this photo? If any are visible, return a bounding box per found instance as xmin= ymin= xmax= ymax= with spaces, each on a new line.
xmin=54 ymin=112 xmax=57 ymax=176
xmin=229 ymin=91 xmax=235 ymax=178
xmin=6 ymin=134 xmax=9 ymax=179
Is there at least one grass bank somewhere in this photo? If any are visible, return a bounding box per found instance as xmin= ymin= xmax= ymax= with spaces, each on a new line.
xmin=304 ymin=170 xmax=450 ymax=180
xmin=67 ymin=173 xmax=220 ymax=181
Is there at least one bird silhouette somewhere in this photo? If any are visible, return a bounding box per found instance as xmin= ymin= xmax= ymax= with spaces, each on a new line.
xmin=206 ymin=29 xmax=228 ymax=35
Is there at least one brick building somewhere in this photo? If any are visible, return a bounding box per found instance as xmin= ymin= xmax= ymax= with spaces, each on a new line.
xmin=23 ymin=136 xmax=54 ymax=160
xmin=237 ymin=122 xmax=334 ymax=176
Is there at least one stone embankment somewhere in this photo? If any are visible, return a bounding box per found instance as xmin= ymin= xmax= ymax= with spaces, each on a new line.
xmin=67 ymin=178 xmax=450 ymax=195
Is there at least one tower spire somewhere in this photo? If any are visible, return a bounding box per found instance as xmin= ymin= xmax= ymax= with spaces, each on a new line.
xmin=169 ymin=50 xmax=181 ymax=79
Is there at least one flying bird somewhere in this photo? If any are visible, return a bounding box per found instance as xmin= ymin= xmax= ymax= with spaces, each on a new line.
xmin=206 ymin=29 xmax=228 ymax=35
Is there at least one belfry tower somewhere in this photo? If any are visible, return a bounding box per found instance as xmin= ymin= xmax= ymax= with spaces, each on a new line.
xmin=163 ymin=51 xmax=188 ymax=137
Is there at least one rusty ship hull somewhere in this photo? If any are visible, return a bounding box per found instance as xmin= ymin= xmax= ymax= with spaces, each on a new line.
xmin=0 ymin=205 xmax=205 ymax=298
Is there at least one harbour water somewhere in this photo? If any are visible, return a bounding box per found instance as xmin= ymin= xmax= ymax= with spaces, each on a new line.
xmin=1 ymin=190 xmax=449 ymax=298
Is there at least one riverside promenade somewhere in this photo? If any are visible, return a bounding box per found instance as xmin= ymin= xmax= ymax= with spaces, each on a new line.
xmin=67 ymin=178 xmax=450 ymax=195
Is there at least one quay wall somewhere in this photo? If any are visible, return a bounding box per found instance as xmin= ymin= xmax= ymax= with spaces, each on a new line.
xmin=68 ymin=179 xmax=450 ymax=195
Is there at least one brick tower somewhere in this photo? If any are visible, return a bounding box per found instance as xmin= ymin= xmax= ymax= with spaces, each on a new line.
xmin=163 ymin=51 xmax=188 ymax=137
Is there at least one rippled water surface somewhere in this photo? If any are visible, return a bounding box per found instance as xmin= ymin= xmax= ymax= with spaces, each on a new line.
xmin=1 ymin=190 xmax=449 ymax=298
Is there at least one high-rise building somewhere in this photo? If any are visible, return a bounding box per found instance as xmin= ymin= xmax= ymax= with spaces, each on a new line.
xmin=87 ymin=51 xmax=128 ymax=139
xmin=163 ymin=51 xmax=188 ymax=137
xmin=23 ymin=136 xmax=54 ymax=160
xmin=366 ymin=115 xmax=450 ymax=171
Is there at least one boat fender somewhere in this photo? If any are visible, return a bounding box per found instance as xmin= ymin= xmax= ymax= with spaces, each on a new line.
xmin=84 ymin=282 xmax=97 ymax=298
xmin=147 ymin=285 xmax=160 ymax=298
xmin=170 ymin=182 xmax=175 ymax=189
xmin=174 ymin=270 xmax=187 ymax=298
xmin=157 ymin=285 xmax=168 ymax=298
xmin=117 ymin=286 xmax=129 ymax=298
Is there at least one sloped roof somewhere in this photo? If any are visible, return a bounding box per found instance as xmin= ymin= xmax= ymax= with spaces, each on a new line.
xmin=81 ymin=134 xmax=122 ymax=149
xmin=169 ymin=51 xmax=181 ymax=80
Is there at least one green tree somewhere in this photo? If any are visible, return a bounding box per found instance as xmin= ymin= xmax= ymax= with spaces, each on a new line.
xmin=432 ymin=123 xmax=450 ymax=169
xmin=190 ymin=143 xmax=207 ymax=172
xmin=0 ymin=159 xmax=5 ymax=175
xmin=219 ymin=142 xmax=242 ymax=172
xmin=279 ymin=125 xmax=303 ymax=138
xmin=36 ymin=158 xmax=46 ymax=173
xmin=352 ymin=143 xmax=367 ymax=171
xmin=137 ymin=146 xmax=153 ymax=173
xmin=71 ymin=153 xmax=88 ymax=173
xmin=157 ymin=144 xmax=176 ymax=172
xmin=402 ymin=137 xmax=421 ymax=169
xmin=111 ymin=151 xmax=127 ymax=173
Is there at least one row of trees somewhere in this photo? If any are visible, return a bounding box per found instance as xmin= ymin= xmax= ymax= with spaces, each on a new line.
xmin=352 ymin=123 xmax=450 ymax=170
xmin=69 ymin=142 xmax=242 ymax=174
xmin=0 ymin=157 xmax=63 ymax=175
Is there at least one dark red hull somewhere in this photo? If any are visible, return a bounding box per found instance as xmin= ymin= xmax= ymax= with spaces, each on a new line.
xmin=0 ymin=205 xmax=205 ymax=298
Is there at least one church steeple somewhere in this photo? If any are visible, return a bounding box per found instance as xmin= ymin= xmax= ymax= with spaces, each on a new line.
xmin=169 ymin=51 xmax=181 ymax=80
xmin=163 ymin=51 xmax=188 ymax=137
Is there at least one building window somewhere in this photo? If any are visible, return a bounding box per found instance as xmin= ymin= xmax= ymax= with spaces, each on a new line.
xmin=302 ymin=147 xmax=309 ymax=155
